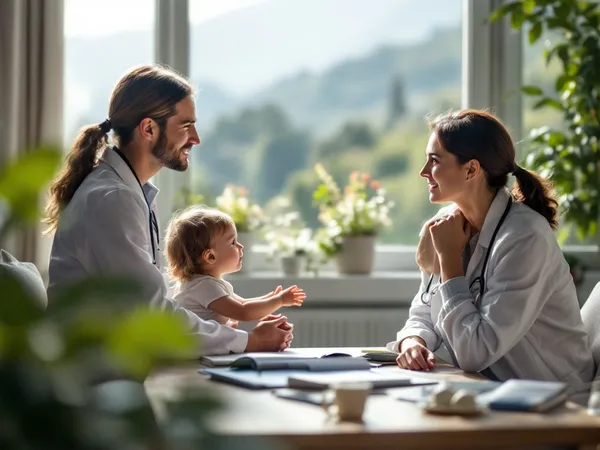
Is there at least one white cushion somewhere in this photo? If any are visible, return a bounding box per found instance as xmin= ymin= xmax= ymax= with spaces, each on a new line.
xmin=0 ymin=249 xmax=47 ymax=310
xmin=581 ymin=282 xmax=600 ymax=379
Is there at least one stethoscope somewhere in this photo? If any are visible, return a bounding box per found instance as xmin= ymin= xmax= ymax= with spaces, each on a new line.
xmin=420 ymin=196 xmax=513 ymax=305
xmin=113 ymin=148 xmax=160 ymax=265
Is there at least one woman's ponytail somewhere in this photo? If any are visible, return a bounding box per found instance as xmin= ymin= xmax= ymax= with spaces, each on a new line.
xmin=511 ymin=165 xmax=558 ymax=230
xmin=43 ymin=124 xmax=108 ymax=233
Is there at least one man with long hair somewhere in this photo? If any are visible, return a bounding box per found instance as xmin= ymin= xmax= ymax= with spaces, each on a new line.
xmin=45 ymin=64 xmax=293 ymax=355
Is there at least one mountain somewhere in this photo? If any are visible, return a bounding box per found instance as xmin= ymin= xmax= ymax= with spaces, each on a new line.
xmin=242 ymin=26 xmax=462 ymax=135
xmin=194 ymin=82 xmax=238 ymax=126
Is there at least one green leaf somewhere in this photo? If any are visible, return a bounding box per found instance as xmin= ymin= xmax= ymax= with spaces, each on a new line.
xmin=489 ymin=1 xmax=523 ymax=23
xmin=529 ymin=22 xmax=543 ymax=44
xmin=533 ymin=97 xmax=563 ymax=110
xmin=547 ymin=131 xmax=567 ymax=147
xmin=556 ymin=224 xmax=572 ymax=246
xmin=554 ymin=74 xmax=572 ymax=91
xmin=0 ymin=147 xmax=62 ymax=223
xmin=521 ymin=85 xmax=544 ymax=96
xmin=582 ymin=3 xmax=599 ymax=16
xmin=511 ymin=8 xmax=526 ymax=28
xmin=523 ymin=0 xmax=536 ymax=14
xmin=313 ymin=184 xmax=327 ymax=199
xmin=0 ymin=271 xmax=45 ymax=326
xmin=556 ymin=45 xmax=570 ymax=69
xmin=588 ymin=220 xmax=598 ymax=236
xmin=555 ymin=2 xmax=574 ymax=25
xmin=107 ymin=308 xmax=196 ymax=379
xmin=544 ymin=45 xmax=557 ymax=65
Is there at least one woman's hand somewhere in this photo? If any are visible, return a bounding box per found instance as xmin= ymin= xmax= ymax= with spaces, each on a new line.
xmin=396 ymin=337 xmax=435 ymax=371
xmin=416 ymin=218 xmax=441 ymax=274
xmin=429 ymin=210 xmax=471 ymax=281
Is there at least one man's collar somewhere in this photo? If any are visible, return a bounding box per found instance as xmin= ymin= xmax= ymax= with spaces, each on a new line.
xmin=100 ymin=147 xmax=159 ymax=204
xmin=477 ymin=188 xmax=512 ymax=249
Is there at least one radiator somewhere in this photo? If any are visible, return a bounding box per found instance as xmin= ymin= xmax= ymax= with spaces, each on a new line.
xmin=279 ymin=308 xmax=409 ymax=348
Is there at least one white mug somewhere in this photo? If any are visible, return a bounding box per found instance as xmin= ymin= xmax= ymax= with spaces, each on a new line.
xmin=322 ymin=382 xmax=372 ymax=422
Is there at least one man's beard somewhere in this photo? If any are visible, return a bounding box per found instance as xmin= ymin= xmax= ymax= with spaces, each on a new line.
xmin=151 ymin=131 xmax=189 ymax=172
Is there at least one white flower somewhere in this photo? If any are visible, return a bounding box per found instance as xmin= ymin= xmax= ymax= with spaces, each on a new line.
xmin=214 ymin=185 xmax=263 ymax=232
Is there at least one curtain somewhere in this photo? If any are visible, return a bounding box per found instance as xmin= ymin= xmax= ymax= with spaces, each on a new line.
xmin=0 ymin=0 xmax=64 ymax=269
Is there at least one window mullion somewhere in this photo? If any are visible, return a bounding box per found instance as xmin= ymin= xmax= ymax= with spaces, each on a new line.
xmin=153 ymin=0 xmax=191 ymax=234
xmin=462 ymin=0 xmax=522 ymax=141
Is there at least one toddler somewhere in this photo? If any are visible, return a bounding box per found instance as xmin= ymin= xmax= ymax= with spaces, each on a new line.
xmin=164 ymin=205 xmax=306 ymax=326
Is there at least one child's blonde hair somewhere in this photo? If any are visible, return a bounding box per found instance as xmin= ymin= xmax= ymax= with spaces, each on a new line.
xmin=164 ymin=205 xmax=235 ymax=282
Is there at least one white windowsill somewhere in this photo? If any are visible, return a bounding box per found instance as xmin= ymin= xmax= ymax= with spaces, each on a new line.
xmin=229 ymin=269 xmax=600 ymax=308
xmin=228 ymin=244 xmax=600 ymax=307
xmin=240 ymin=244 xmax=600 ymax=271
xmin=227 ymin=270 xmax=421 ymax=305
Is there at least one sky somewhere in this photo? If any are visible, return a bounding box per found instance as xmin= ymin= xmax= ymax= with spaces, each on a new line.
xmin=64 ymin=0 xmax=266 ymax=37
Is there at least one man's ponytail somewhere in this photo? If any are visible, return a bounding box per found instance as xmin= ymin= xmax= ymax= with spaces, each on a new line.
xmin=43 ymin=124 xmax=108 ymax=233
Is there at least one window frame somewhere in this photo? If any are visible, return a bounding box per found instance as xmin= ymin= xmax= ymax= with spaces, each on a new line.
xmin=153 ymin=0 xmax=599 ymax=274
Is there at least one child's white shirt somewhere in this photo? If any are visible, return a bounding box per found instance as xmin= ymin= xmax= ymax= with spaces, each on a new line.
xmin=173 ymin=274 xmax=234 ymax=324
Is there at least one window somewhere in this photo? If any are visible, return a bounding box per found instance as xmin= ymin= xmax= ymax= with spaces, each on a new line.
xmin=188 ymin=0 xmax=462 ymax=245
xmin=63 ymin=0 xmax=155 ymax=145
xmin=521 ymin=29 xmax=563 ymax=154
xmin=521 ymin=28 xmax=598 ymax=266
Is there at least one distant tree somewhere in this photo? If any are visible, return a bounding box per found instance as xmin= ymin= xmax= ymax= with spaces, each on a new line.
xmin=315 ymin=121 xmax=376 ymax=160
xmin=254 ymin=131 xmax=311 ymax=203
xmin=284 ymin=170 xmax=321 ymax=230
xmin=208 ymin=104 xmax=291 ymax=144
xmin=386 ymin=75 xmax=407 ymax=129
xmin=194 ymin=104 xmax=296 ymax=196
xmin=375 ymin=151 xmax=410 ymax=178
xmin=192 ymin=140 xmax=246 ymax=193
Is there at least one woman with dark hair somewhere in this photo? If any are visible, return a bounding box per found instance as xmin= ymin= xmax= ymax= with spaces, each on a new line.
xmin=388 ymin=109 xmax=593 ymax=390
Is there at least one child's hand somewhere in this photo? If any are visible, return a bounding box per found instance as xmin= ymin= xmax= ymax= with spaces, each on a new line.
xmin=265 ymin=285 xmax=283 ymax=298
xmin=226 ymin=319 xmax=239 ymax=329
xmin=278 ymin=285 xmax=306 ymax=307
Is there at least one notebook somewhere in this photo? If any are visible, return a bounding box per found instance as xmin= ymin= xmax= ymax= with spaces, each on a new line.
xmin=200 ymin=356 xmax=372 ymax=389
xmin=287 ymin=370 xmax=438 ymax=390
xmin=199 ymin=348 xmax=364 ymax=367
xmin=478 ymin=379 xmax=569 ymax=412
xmin=200 ymin=368 xmax=296 ymax=389
xmin=200 ymin=352 xmax=312 ymax=367
xmin=230 ymin=356 xmax=371 ymax=372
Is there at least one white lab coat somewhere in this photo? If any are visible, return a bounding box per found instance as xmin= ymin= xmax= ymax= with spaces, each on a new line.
xmin=47 ymin=148 xmax=248 ymax=356
xmin=388 ymin=188 xmax=594 ymax=391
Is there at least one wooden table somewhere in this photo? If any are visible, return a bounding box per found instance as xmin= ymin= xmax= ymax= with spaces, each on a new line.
xmin=145 ymin=349 xmax=600 ymax=450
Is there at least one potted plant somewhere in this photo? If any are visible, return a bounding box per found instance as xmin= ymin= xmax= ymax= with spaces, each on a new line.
xmin=215 ymin=185 xmax=264 ymax=274
xmin=264 ymin=211 xmax=316 ymax=277
xmin=491 ymin=1 xmax=600 ymax=243
xmin=313 ymin=164 xmax=393 ymax=275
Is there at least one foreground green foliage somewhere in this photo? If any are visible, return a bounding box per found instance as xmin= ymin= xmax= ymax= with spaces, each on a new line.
xmin=0 ymin=148 xmax=223 ymax=449
xmin=492 ymin=0 xmax=600 ymax=242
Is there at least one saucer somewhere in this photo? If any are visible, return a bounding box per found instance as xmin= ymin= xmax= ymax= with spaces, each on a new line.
xmin=420 ymin=402 xmax=486 ymax=417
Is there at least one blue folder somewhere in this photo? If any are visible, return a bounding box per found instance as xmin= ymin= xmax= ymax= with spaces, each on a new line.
xmin=200 ymin=368 xmax=300 ymax=389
